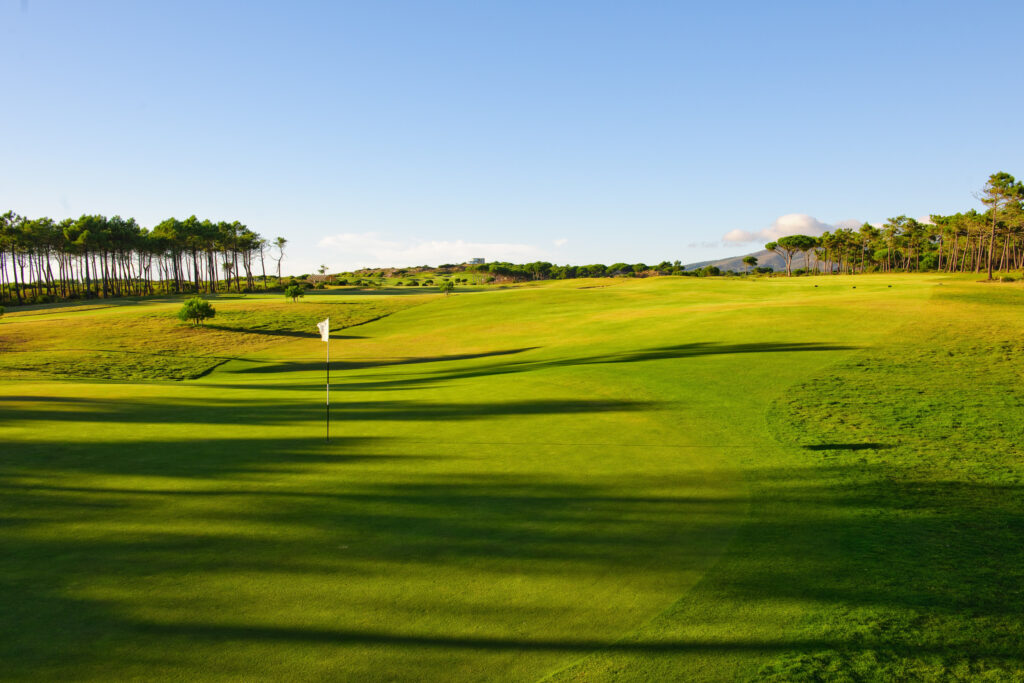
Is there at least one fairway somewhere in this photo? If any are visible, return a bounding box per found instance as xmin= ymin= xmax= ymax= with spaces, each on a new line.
xmin=2 ymin=277 xmax=1023 ymax=680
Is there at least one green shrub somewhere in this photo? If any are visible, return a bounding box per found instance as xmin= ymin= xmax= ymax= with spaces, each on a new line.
xmin=1001 ymin=276 xmax=1016 ymax=283
xmin=284 ymin=284 xmax=305 ymax=302
xmin=177 ymin=296 xmax=215 ymax=326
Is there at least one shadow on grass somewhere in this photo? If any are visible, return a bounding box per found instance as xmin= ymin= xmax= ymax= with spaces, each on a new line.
xmin=303 ymin=287 xmax=466 ymax=298
xmin=128 ymin=622 xmax=1019 ymax=660
xmin=0 ymin=394 xmax=653 ymax=429
xmin=803 ymin=443 xmax=891 ymax=451
xmin=227 ymin=346 xmax=540 ymax=374
xmin=212 ymin=341 xmax=857 ymax=392
xmin=3 ymin=335 xmax=1020 ymax=677
xmin=557 ymin=341 xmax=858 ymax=366
xmin=1 ymin=458 xmax=1023 ymax=677
xmin=290 ymin=342 xmax=857 ymax=394
xmin=0 ymin=295 xmax=193 ymax=314
xmin=0 ymin=435 xmax=395 ymax=478
xmin=203 ymin=324 xmax=366 ymax=340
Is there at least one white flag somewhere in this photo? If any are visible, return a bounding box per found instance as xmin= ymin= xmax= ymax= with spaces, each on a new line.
xmin=317 ymin=318 xmax=330 ymax=342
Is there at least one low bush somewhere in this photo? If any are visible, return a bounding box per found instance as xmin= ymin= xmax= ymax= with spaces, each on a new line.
xmin=177 ymin=296 xmax=215 ymax=326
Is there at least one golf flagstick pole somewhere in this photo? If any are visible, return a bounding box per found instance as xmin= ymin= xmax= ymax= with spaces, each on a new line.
xmin=326 ymin=332 xmax=330 ymax=441
xmin=318 ymin=318 xmax=330 ymax=441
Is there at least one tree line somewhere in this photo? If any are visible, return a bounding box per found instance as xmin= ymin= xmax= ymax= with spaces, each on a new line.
xmin=0 ymin=212 xmax=288 ymax=305
xmin=468 ymin=260 xmax=691 ymax=282
xmin=769 ymin=172 xmax=1024 ymax=279
xmin=3 ymin=173 xmax=1019 ymax=305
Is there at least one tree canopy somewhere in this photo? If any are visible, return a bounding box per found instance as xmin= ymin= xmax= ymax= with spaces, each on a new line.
xmin=0 ymin=211 xmax=286 ymax=306
xmin=764 ymin=172 xmax=1024 ymax=276
xmin=177 ymin=296 xmax=215 ymax=327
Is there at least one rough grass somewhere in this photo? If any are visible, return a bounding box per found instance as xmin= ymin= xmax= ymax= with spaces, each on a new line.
xmin=749 ymin=284 xmax=1024 ymax=681
xmin=0 ymin=292 xmax=424 ymax=380
xmin=1 ymin=275 xmax=1022 ymax=681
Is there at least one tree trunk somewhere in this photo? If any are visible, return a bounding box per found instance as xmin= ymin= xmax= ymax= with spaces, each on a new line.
xmin=987 ymin=217 xmax=997 ymax=280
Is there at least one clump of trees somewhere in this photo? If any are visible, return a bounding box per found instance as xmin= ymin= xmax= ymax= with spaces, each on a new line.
xmin=772 ymin=172 xmax=1024 ymax=278
xmin=0 ymin=211 xmax=288 ymax=305
xmin=471 ymin=260 xmax=689 ymax=283
xmin=4 ymin=173 xmax=1019 ymax=306
xmin=284 ymin=284 xmax=305 ymax=302
xmin=178 ymin=296 xmax=215 ymax=326
xmin=766 ymin=235 xmax=819 ymax=276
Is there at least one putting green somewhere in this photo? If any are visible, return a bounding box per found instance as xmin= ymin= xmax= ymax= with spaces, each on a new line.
xmin=2 ymin=275 xmax=1021 ymax=680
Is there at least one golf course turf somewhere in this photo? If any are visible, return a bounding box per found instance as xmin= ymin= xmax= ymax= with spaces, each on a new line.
xmin=1 ymin=275 xmax=1022 ymax=680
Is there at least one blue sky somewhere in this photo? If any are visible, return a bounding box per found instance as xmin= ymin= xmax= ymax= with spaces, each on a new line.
xmin=3 ymin=0 xmax=1023 ymax=273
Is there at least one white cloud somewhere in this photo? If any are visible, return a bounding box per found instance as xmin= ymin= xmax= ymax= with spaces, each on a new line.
xmin=722 ymin=213 xmax=852 ymax=244
xmin=553 ymin=238 xmax=569 ymax=247
xmin=722 ymin=229 xmax=757 ymax=243
xmin=317 ymin=232 xmax=549 ymax=268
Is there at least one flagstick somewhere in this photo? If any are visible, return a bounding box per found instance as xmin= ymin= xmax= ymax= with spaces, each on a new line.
xmin=317 ymin=317 xmax=331 ymax=442
xmin=326 ymin=334 xmax=330 ymax=441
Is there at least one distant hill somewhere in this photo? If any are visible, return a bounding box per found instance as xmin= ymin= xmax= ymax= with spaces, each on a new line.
xmin=684 ymin=249 xmax=788 ymax=272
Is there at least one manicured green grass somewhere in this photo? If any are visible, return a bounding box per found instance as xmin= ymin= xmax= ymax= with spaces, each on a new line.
xmin=0 ymin=291 xmax=426 ymax=380
xmin=1 ymin=275 xmax=1022 ymax=680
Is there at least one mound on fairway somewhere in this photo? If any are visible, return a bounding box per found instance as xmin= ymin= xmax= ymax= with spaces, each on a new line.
xmin=1 ymin=276 xmax=1022 ymax=681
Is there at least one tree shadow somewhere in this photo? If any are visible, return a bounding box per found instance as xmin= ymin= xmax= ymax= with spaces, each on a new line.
xmin=0 ymin=394 xmax=653 ymax=431
xmin=225 ymin=346 xmax=540 ymax=374
xmin=203 ymin=325 xmax=366 ymax=340
xmin=2 ymin=459 xmax=1023 ymax=678
xmin=553 ymin=341 xmax=858 ymax=366
xmin=214 ymin=341 xmax=856 ymax=392
xmin=360 ymin=341 xmax=857 ymax=392
xmin=803 ymin=443 xmax=891 ymax=451
xmin=127 ymin=622 xmax=1017 ymax=660
xmin=304 ymin=288 xmax=465 ymax=298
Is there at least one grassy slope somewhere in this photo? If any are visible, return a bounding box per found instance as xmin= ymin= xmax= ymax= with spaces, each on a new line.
xmin=0 ymin=290 xmax=426 ymax=380
xmin=1 ymin=276 xmax=1022 ymax=680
